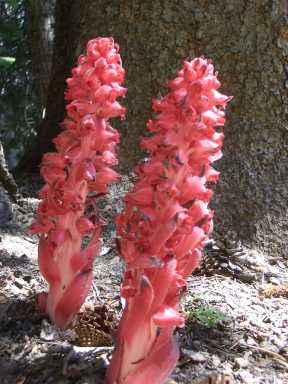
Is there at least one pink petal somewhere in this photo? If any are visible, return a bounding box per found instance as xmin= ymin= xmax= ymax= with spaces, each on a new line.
xmin=175 ymin=227 xmax=205 ymax=259
xmin=76 ymin=217 xmax=94 ymax=234
xmin=38 ymin=236 xmax=60 ymax=284
xmin=123 ymin=330 xmax=179 ymax=384
xmin=153 ymin=305 xmax=186 ymax=327
xmin=127 ymin=187 xmax=154 ymax=206
xmin=178 ymin=248 xmax=202 ymax=278
xmin=149 ymin=258 xmax=177 ymax=314
xmin=127 ymin=255 xmax=163 ymax=269
xmin=54 ymin=270 xmax=93 ymax=329
xmin=149 ymin=220 xmax=177 ymax=254
xmin=189 ymin=200 xmax=210 ymax=226
xmin=123 ymin=275 xmax=154 ymax=345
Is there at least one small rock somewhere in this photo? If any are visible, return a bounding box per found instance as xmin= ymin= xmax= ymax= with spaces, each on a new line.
xmin=40 ymin=319 xmax=57 ymax=341
xmin=0 ymin=294 xmax=8 ymax=304
xmin=22 ymin=275 xmax=32 ymax=283
xmin=102 ymin=204 xmax=113 ymax=212
xmin=181 ymin=349 xmax=208 ymax=363
xmin=237 ymin=370 xmax=259 ymax=383
xmin=269 ymin=257 xmax=278 ymax=265
xmin=13 ymin=278 xmax=24 ymax=289
xmin=237 ymin=272 xmax=257 ymax=283
xmin=235 ymin=357 xmax=249 ymax=369
xmin=221 ymin=361 xmax=234 ymax=374
xmin=249 ymin=318 xmax=263 ymax=327
xmin=262 ymin=315 xmax=271 ymax=323
xmin=100 ymin=246 xmax=111 ymax=256
xmin=246 ymin=337 xmax=258 ymax=346
xmin=210 ymin=354 xmax=221 ymax=366
xmin=63 ymin=347 xmax=110 ymax=378
xmin=192 ymin=340 xmax=201 ymax=348
xmin=267 ymin=277 xmax=281 ymax=285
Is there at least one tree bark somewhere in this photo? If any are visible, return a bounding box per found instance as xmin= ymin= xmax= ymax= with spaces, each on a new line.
xmin=26 ymin=0 xmax=55 ymax=109
xmin=18 ymin=0 xmax=288 ymax=257
xmin=0 ymin=141 xmax=18 ymax=201
xmin=16 ymin=0 xmax=79 ymax=172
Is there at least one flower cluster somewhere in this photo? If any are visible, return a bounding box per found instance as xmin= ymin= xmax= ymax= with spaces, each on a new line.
xmin=106 ymin=58 xmax=231 ymax=383
xmin=29 ymin=37 xmax=126 ymax=329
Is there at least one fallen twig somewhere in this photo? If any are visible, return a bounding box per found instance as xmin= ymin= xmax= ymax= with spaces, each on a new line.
xmin=241 ymin=343 xmax=288 ymax=370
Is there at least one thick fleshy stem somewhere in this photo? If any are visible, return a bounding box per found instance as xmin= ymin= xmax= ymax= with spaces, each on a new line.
xmin=106 ymin=58 xmax=231 ymax=383
xmin=29 ymin=37 xmax=126 ymax=329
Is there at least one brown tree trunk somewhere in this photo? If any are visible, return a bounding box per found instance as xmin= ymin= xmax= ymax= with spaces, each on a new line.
xmin=0 ymin=141 xmax=18 ymax=201
xmin=18 ymin=0 xmax=288 ymax=257
xmin=26 ymin=0 xmax=55 ymax=109
xmin=16 ymin=0 xmax=79 ymax=172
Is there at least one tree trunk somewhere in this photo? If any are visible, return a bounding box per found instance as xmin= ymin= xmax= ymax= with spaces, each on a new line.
xmin=0 ymin=141 xmax=18 ymax=201
xmin=18 ymin=0 xmax=288 ymax=257
xmin=16 ymin=0 xmax=79 ymax=172
xmin=26 ymin=0 xmax=55 ymax=109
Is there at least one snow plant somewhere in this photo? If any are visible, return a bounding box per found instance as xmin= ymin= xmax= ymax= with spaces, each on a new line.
xmin=29 ymin=37 xmax=126 ymax=329
xmin=106 ymin=58 xmax=231 ymax=384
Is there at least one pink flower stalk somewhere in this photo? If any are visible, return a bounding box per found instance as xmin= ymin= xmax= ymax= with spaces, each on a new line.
xmin=29 ymin=37 xmax=126 ymax=329
xmin=106 ymin=58 xmax=231 ymax=384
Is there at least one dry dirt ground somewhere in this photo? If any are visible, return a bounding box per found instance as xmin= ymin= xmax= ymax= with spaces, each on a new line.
xmin=0 ymin=175 xmax=287 ymax=384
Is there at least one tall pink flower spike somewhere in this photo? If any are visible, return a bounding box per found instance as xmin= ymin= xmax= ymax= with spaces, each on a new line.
xmin=29 ymin=37 xmax=126 ymax=329
xmin=106 ymin=58 xmax=232 ymax=384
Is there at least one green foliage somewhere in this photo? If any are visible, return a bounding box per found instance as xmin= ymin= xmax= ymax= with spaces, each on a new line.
xmin=6 ymin=0 xmax=20 ymax=9
xmin=0 ymin=19 xmax=21 ymax=40
xmin=186 ymin=306 xmax=225 ymax=328
xmin=0 ymin=56 xmax=15 ymax=66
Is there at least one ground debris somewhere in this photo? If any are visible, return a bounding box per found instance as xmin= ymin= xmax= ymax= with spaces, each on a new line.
xmin=259 ymin=284 xmax=288 ymax=299
xmin=70 ymin=303 xmax=115 ymax=347
xmin=194 ymin=373 xmax=234 ymax=384
xmin=0 ymin=179 xmax=288 ymax=384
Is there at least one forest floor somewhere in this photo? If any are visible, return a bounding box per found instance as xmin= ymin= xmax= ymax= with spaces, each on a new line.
xmin=0 ymin=175 xmax=288 ymax=384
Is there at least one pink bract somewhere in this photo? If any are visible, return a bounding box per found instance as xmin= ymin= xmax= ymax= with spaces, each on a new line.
xmin=106 ymin=58 xmax=231 ymax=383
xmin=29 ymin=37 xmax=126 ymax=329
